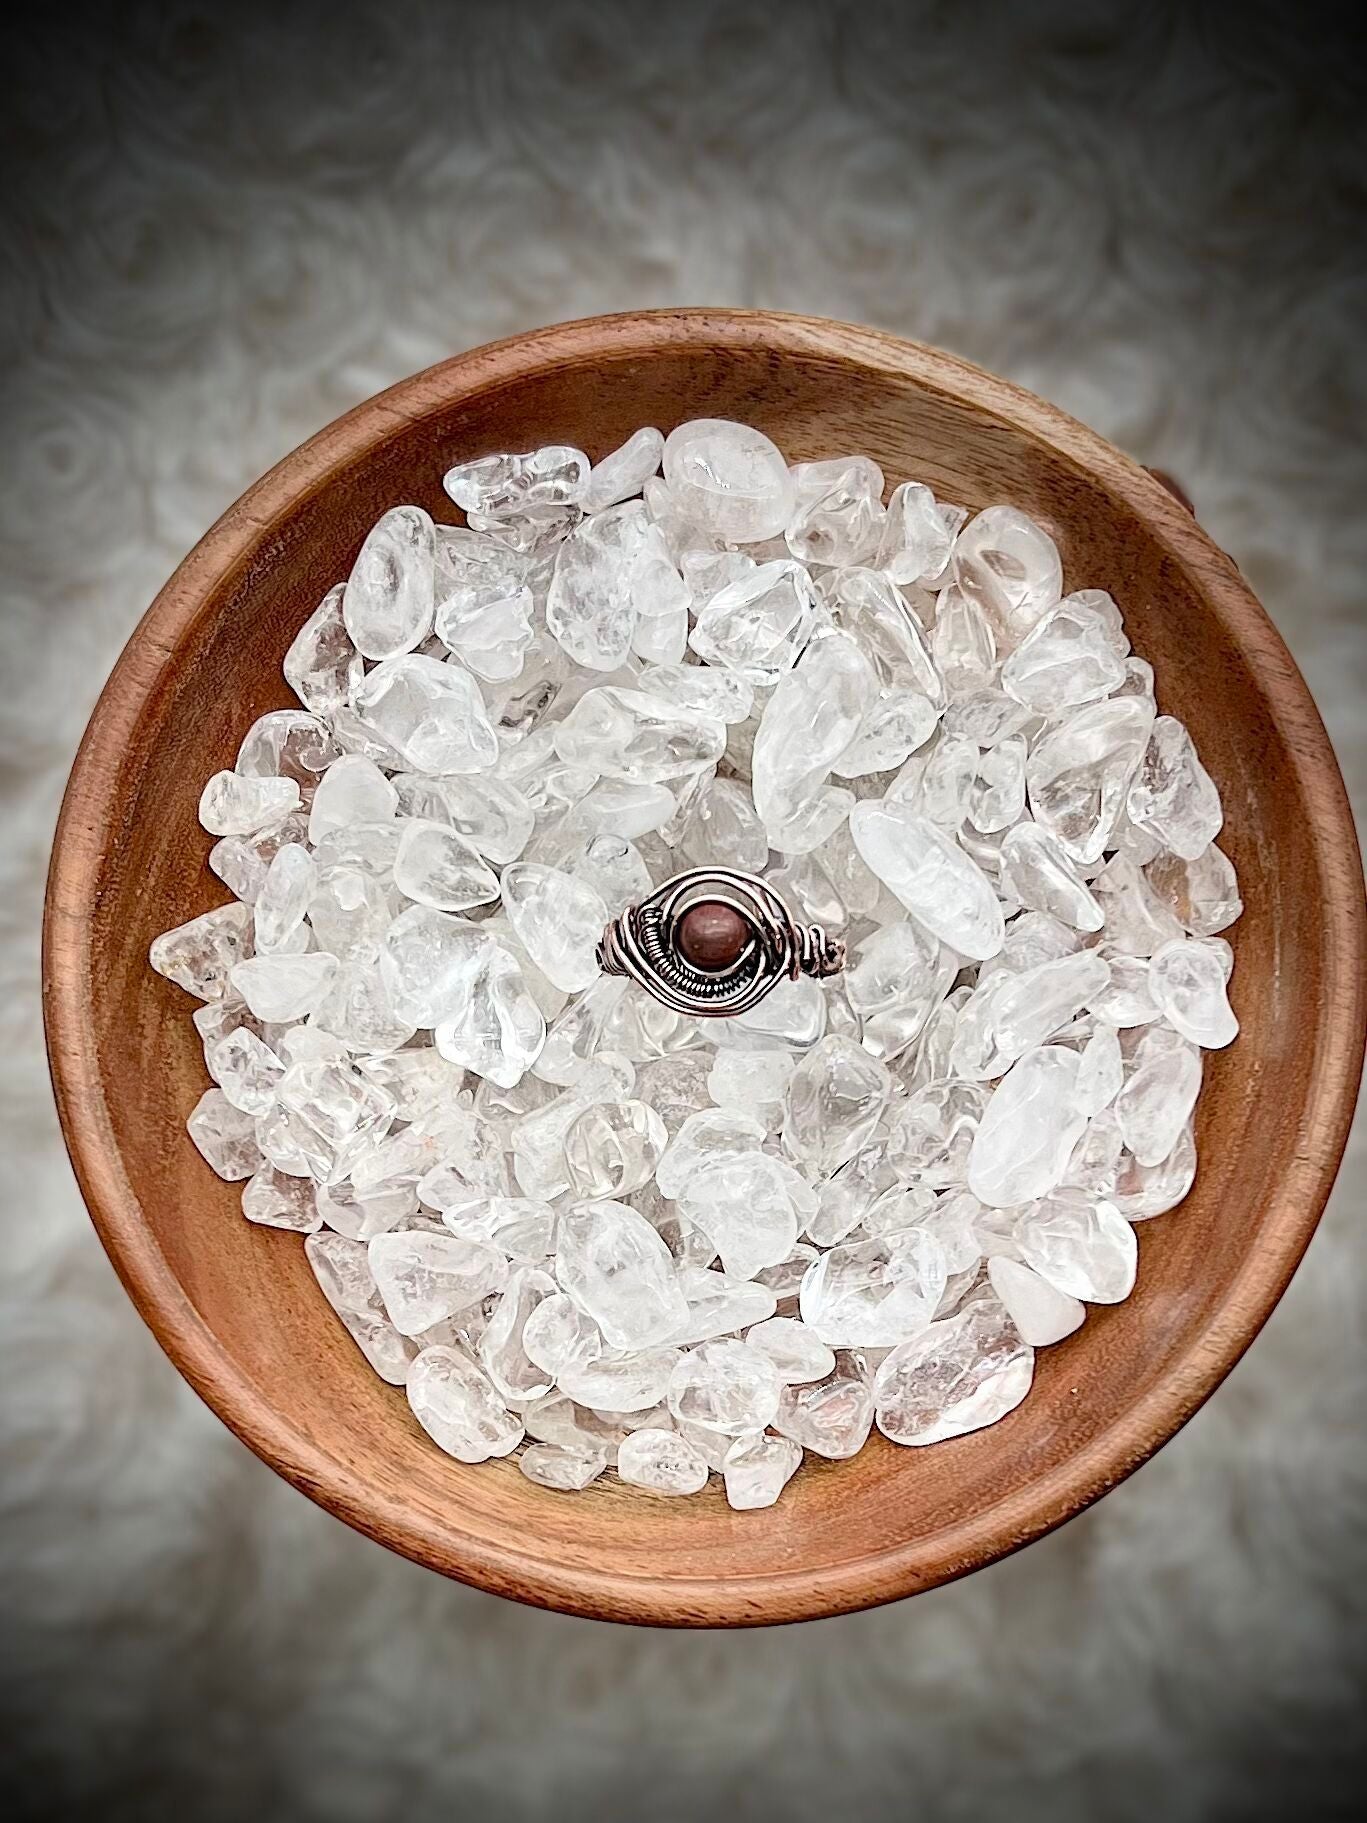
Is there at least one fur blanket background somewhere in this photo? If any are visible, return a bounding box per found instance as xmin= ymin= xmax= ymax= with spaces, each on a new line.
xmin=3 ymin=5 xmax=1363 ymax=1817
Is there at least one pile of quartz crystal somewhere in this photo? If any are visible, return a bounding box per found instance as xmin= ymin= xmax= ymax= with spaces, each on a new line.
xmin=150 ymin=420 xmax=1241 ymax=1509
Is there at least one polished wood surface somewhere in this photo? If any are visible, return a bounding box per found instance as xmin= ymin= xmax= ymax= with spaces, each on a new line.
xmin=43 ymin=310 xmax=1367 ymax=1626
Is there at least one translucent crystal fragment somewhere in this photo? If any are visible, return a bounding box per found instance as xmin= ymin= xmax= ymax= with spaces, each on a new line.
xmin=706 ymin=1050 xmax=795 ymax=1131
xmin=500 ymin=861 xmax=606 ymax=993
xmin=544 ymin=503 xmax=646 ymax=671
xmin=834 ymin=688 xmax=938 ymax=778
xmin=999 ymin=822 xmax=1104 ymax=932
xmin=876 ymin=481 xmax=958 ymax=585
xmin=667 ymin=1340 xmax=781 ymax=1436
xmin=800 ymin=1227 xmax=947 ymax=1347
xmin=967 ymin=736 xmax=1026 ymax=834
xmin=253 ymin=844 xmax=315 ymax=953
xmin=343 ymin=505 xmax=436 ymax=661
xmin=554 ymin=685 xmax=725 ymax=784
xmin=991 ymin=951 xmax=1112 ymax=1059
xmin=785 ymin=455 xmax=885 ymax=567
xmin=1145 ymin=844 xmax=1242 ymax=937
xmin=241 ymin=1165 xmax=321 ymax=1232
xmin=668 ymin=1267 xmax=776 ymax=1346
xmin=782 ymin=1035 xmax=891 ymax=1175
xmin=354 ymin=655 xmax=497 ymax=776
xmin=392 ymin=819 xmax=498 ymax=912
xmin=405 ymin=1345 xmax=523 ymax=1463
xmin=773 ymin=1361 xmax=874 ymax=1459
xmin=953 ymin=506 xmax=1061 ymax=648
xmin=723 ymin=1433 xmax=802 ymax=1510
xmin=676 ymin=1152 xmax=812 ymax=1281
xmin=986 ymin=1255 xmax=1084 ymax=1346
xmin=1015 ymin=1194 xmax=1137 ymax=1303
xmin=307 ymin=754 xmax=398 ymax=845
xmin=579 ymin=426 xmax=664 ymax=512
xmin=150 ymin=902 xmax=253 ymax=1001
xmin=285 ymin=583 xmax=364 ymax=716
xmin=745 ymin=1316 xmax=835 ymax=1384
xmin=615 ymin=1427 xmax=709 ymax=1495
xmin=519 ymin=1444 xmax=610 ymax=1491
xmin=1148 ymin=939 xmax=1239 ymax=1048
xmin=1026 ymin=696 xmax=1156 ymax=865
xmin=433 ymin=939 xmax=546 ymax=1088
xmin=230 ymin=952 xmax=338 ymax=1023
xmin=564 ymin=1099 xmax=667 ymax=1198
xmin=369 ymin=1230 xmax=508 ymax=1335
xmin=850 ymin=800 xmax=1004 ymax=960
xmin=478 ymin=1266 xmax=559 ymax=1402
xmin=1127 ymin=716 xmax=1224 ymax=860
xmin=443 ymin=445 xmax=588 ymax=518
xmin=1116 ymin=1040 xmax=1202 ymax=1164
xmin=751 ymin=632 xmax=877 ymax=833
xmin=207 ymin=1027 xmax=284 ymax=1116
xmin=967 ymin=1046 xmax=1089 ymax=1207
xmin=874 ymin=1295 xmax=1033 ymax=1444
xmin=1000 ymin=600 xmax=1126 ymax=711
xmin=555 ymin=1200 xmax=689 ymax=1350
xmin=689 ymin=560 xmax=819 ymax=685
xmin=198 ymin=771 xmax=300 ymax=838
xmin=845 ymin=920 xmax=952 ymax=1061
xmin=662 ymin=419 xmax=795 ymax=543
xmin=186 ymin=1088 xmax=262 ymax=1181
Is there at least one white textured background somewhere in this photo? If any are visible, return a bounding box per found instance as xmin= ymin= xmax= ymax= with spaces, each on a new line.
xmin=3 ymin=4 xmax=1365 ymax=1817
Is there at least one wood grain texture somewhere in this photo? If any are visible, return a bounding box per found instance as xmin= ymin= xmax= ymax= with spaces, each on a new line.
xmin=42 ymin=309 xmax=1367 ymax=1627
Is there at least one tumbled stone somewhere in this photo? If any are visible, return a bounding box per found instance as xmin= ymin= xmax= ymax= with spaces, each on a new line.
xmin=782 ymin=1035 xmax=891 ymax=1175
xmin=556 ymin=1200 xmax=689 ymax=1350
xmin=1148 ymin=938 xmax=1239 ymax=1048
xmin=663 ymin=419 xmax=795 ymax=543
xmin=150 ymin=902 xmax=254 ymax=1001
xmin=241 ymin=1164 xmax=321 ymax=1232
xmin=967 ymin=1046 xmax=1089 ymax=1207
xmin=745 ymin=1316 xmax=836 ymax=1384
xmin=722 ymin=1433 xmax=802 ymax=1510
xmin=1026 ymin=696 xmax=1155 ymax=865
xmin=406 ymin=1344 xmax=523 ymax=1462
xmin=953 ymin=506 xmax=1061 ymax=649
xmin=579 ymin=426 xmax=664 ymax=513
xmin=800 ymin=1227 xmax=947 ymax=1347
xmin=444 ymin=445 xmax=588 ymax=518
xmin=198 ymin=770 xmax=300 ymax=838
xmin=393 ymin=819 xmax=499 ymax=911
xmin=688 ymin=559 xmax=819 ymax=684
xmin=231 ymin=952 xmax=338 ymax=1023
xmin=751 ymin=631 xmax=877 ymax=834
xmin=354 ymin=654 xmax=498 ymax=776
xmin=285 ymin=583 xmax=364 ymax=716
xmin=986 ymin=1256 xmax=1084 ymax=1346
xmin=370 ymin=1230 xmax=508 ymax=1336
xmin=850 ymin=800 xmax=1005 ymax=959
xmin=500 ymin=861 xmax=606 ymax=993
xmin=186 ymin=1088 xmax=262 ymax=1181
xmin=772 ymin=1359 xmax=874 ymax=1459
xmin=999 ymin=822 xmax=1104 ymax=932
xmin=1127 ymin=716 xmax=1223 ymax=860
xmin=343 ymin=505 xmax=436 ymax=660
xmin=786 ymin=454 xmax=885 ymax=567
xmin=563 ymin=1098 xmax=667 ymax=1198
xmin=519 ymin=1443 xmax=610 ymax=1490
xmin=874 ymin=1295 xmax=1033 ymax=1444
xmin=554 ymin=685 xmax=725 ymax=784
xmin=1014 ymin=1194 xmax=1136 ymax=1303
xmin=616 ymin=1425 xmax=709 ymax=1495
xmin=667 ymin=1339 xmax=782 ymax=1435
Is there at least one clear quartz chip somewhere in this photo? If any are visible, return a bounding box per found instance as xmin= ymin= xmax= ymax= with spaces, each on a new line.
xmin=579 ymin=426 xmax=665 ymax=513
xmin=1127 ymin=717 xmax=1223 ymax=860
xmin=751 ymin=631 xmax=876 ymax=834
xmin=874 ymin=1294 xmax=1033 ymax=1444
xmin=342 ymin=505 xmax=436 ymax=661
xmin=563 ymin=1099 xmax=667 ymax=1198
xmin=850 ymin=800 xmax=1005 ymax=959
xmin=1014 ymin=1194 xmax=1137 ymax=1303
xmin=688 ymin=560 xmax=820 ymax=685
xmin=198 ymin=771 xmax=300 ymax=837
xmin=354 ymin=655 xmax=498 ymax=776
xmin=662 ymin=419 xmax=795 ymax=543
xmin=369 ymin=1230 xmax=509 ymax=1335
xmin=986 ymin=1256 xmax=1084 ymax=1345
xmin=443 ymin=445 xmax=588 ymax=518
xmin=953 ymin=506 xmax=1062 ymax=649
xmin=554 ymin=685 xmax=725 ymax=784
xmin=773 ymin=1359 xmax=874 ymax=1459
xmin=968 ymin=1046 xmax=1089 ymax=1207
xmin=722 ymin=1433 xmax=802 ymax=1510
xmin=666 ymin=1339 xmax=782 ymax=1435
xmin=186 ymin=1088 xmax=262 ymax=1180
xmin=406 ymin=1345 xmax=523 ymax=1462
xmin=616 ymin=1426 xmax=709 ymax=1495
xmin=555 ymin=1201 xmax=689 ymax=1350
xmin=500 ymin=862 xmax=606 ymax=993
xmin=150 ymin=902 xmax=253 ymax=1001
xmin=782 ymin=1035 xmax=891 ymax=1176
xmin=745 ymin=1316 xmax=835 ymax=1384
xmin=393 ymin=819 xmax=499 ymax=911
xmin=285 ymin=583 xmax=364 ymax=716
xmin=1148 ymin=938 xmax=1239 ymax=1048
xmin=1026 ymin=696 xmax=1155 ymax=865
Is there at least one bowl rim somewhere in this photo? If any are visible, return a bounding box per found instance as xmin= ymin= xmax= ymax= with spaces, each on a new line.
xmin=43 ymin=307 xmax=1367 ymax=1627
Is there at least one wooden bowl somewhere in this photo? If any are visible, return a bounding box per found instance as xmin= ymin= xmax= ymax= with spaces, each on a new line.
xmin=43 ymin=310 xmax=1366 ymax=1627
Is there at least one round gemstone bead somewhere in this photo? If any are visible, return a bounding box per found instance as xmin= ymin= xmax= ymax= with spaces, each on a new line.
xmin=677 ymin=901 xmax=749 ymax=972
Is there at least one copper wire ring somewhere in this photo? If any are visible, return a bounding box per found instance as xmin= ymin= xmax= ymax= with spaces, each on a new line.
xmin=596 ymin=866 xmax=845 ymax=1018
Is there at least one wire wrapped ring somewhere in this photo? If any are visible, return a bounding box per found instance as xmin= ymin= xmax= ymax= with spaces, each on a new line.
xmin=596 ymin=867 xmax=845 ymax=1019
